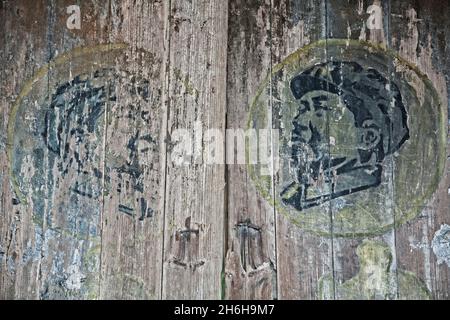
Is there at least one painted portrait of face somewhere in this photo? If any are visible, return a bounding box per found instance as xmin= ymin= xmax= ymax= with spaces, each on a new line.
xmin=280 ymin=61 xmax=410 ymax=210
xmin=9 ymin=46 xmax=163 ymax=242
xmin=42 ymin=67 xmax=156 ymax=221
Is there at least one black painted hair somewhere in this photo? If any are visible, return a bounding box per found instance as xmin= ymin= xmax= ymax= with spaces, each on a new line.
xmin=290 ymin=61 xmax=409 ymax=157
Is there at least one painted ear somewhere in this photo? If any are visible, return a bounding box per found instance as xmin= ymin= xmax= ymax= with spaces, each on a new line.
xmin=359 ymin=120 xmax=381 ymax=150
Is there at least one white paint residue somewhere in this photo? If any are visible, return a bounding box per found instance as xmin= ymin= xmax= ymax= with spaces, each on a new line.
xmin=357 ymin=0 xmax=364 ymax=15
xmin=432 ymin=224 xmax=450 ymax=268
xmin=346 ymin=21 xmax=351 ymax=47
xmin=329 ymin=136 xmax=336 ymax=146
xmin=65 ymin=264 xmax=85 ymax=291
xmin=359 ymin=22 xmax=367 ymax=41
xmin=65 ymin=247 xmax=85 ymax=291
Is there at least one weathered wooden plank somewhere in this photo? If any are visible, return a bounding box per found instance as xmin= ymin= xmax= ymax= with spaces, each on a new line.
xmin=323 ymin=0 xmax=402 ymax=300
xmin=322 ymin=1 xmax=368 ymax=299
xmin=30 ymin=2 xmax=117 ymax=300
xmin=98 ymin=0 xmax=167 ymax=300
xmin=320 ymin=0 xmax=449 ymax=300
xmin=0 ymin=2 xmax=50 ymax=299
xmin=161 ymin=0 xmax=228 ymax=299
xmin=389 ymin=0 xmax=450 ymax=300
xmin=269 ymin=0 xmax=334 ymax=300
xmin=224 ymin=0 xmax=277 ymax=300
xmin=1 ymin=0 xmax=114 ymax=299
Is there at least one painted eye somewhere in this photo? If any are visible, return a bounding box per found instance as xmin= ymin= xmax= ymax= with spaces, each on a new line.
xmin=298 ymin=100 xmax=309 ymax=114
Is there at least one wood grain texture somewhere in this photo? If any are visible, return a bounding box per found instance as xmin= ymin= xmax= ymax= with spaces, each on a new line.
xmin=161 ymin=0 xmax=228 ymax=299
xmin=224 ymin=0 xmax=277 ymax=300
xmin=0 ymin=0 xmax=449 ymax=300
xmin=1 ymin=2 xmax=49 ymax=299
xmin=325 ymin=0 xmax=400 ymax=300
xmin=272 ymin=0 xmax=335 ymax=300
xmin=389 ymin=0 xmax=450 ymax=300
xmin=99 ymin=0 xmax=167 ymax=300
xmin=1 ymin=0 xmax=113 ymax=300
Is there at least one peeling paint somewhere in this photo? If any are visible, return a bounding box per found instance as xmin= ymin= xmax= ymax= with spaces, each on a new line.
xmin=432 ymin=224 xmax=450 ymax=268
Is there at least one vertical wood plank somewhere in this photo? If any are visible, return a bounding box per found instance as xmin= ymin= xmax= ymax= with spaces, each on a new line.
xmin=99 ymin=0 xmax=167 ymax=300
xmin=1 ymin=0 xmax=112 ymax=299
xmin=0 ymin=1 xmax=50 ymax=299
xmin=322 ymin=1 xmax=365 ymax=298
xmin=161 ymin=0 xmax=228 ymax=299
xmin=271 ymin=0 xmax=334 ymax=300
xmin=389 ymin=0 xmax=450 ymax=300
xmin=224 ymin=0 xmax=277 ymax=300
xmin=322 ymin=0 xmax=449 ymax=300
xmin=324 ymin=0 xmax=401 ymax=300
xmin=25 ymin=0 xmax=113 ymax=300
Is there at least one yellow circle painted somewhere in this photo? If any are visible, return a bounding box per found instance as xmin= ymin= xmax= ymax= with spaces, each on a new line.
xmin=248 ymin=39 xmax=446 ymax=237
xmin=7 ymin=44 xmax=163 ymax=233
